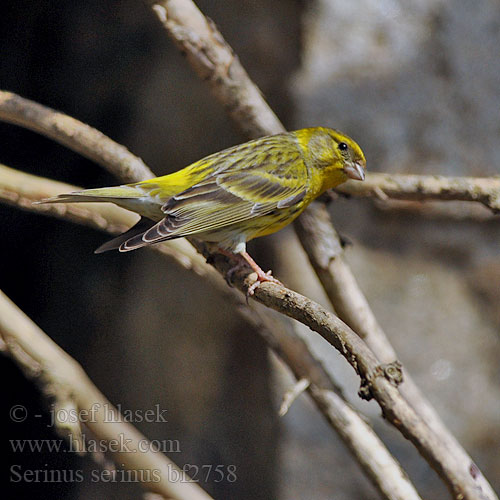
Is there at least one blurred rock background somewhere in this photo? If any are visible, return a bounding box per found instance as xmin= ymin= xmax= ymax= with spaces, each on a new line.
xmin=1 ymin=0 xmax=499 ymax=499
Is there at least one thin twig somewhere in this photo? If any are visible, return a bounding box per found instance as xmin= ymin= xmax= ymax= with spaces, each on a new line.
xmin=295 ymin=201 xmax=498 ymax=500
xmin=1 ymin=2 xmax=492 ymax=492
xmin=228 ymin=304 xmax=422 ymax=500
xmin=1 ymin=164 xmax=422 ymax=500
xmin=0 ymin=290 xmax=212 ymax=500
xmin=279 ymin=378 xmax=311 ymax=417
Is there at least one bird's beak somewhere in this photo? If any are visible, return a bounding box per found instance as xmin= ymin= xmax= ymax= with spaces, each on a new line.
xmin=344 ymin=161 xmax=365 ymax=181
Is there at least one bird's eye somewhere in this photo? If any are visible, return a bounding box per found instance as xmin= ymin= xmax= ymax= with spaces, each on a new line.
xmin=338 ymin=142 xmax=348 ymax=151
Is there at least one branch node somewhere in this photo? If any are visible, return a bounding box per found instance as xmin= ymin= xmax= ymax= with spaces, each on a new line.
xmin=382 ymin=360 xmax=404 ymax=387
xmin=358 ymin=361 xmax=403 ymax=401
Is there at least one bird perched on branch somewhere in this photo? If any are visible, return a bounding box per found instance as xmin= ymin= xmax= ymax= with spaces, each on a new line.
xmin=39 ymin=127 xmax=365 ymax=292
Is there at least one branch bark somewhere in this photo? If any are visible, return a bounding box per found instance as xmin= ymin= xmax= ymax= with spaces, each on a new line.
xmin=367 ymin=198 xmax=496 ymax=221
xmin=0 ymin=4 xmax=496 ymax=497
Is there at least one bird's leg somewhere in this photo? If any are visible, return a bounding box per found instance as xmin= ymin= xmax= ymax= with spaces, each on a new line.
xmin=239 ymin=251 xmax=282 ymax=295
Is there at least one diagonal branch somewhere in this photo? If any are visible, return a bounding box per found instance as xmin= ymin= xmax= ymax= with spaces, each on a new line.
xmin=0 ymin=91 xmax=153 ymax=183
xmin=1 ymin=164 xmax=421 ymax=500
xmin=295 ymin=193 xmax=500 ymax=500
xmin=0 ymin=289 xmax=213 ymax=500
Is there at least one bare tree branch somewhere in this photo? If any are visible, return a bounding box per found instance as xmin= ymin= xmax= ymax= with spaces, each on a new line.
xmin=0 ymin=91 xmax=153 ymax=182
xmin=0 ymin=163 xmax=211 ymax=276
xmin=1 ymin=89 xmax=497 ymax=212
xmin=0 ymin=66 xmax=490 ymax=500
xmin=0 ymin=290 xmax=213 ymax=500
xmin=337 ymin=173 xmax=500 ymax=213
xmin=148 ymin=1 xmax=283 ymax=140
xmin=1 ymin=164 xmax=422 ymax=500
xmin=0 ymin=5 xmax=495 ymax=497
xmin=193 ymin=240 xmax=486 ymax=500
xmin=295 ymin=200 xmax=499 ymax=499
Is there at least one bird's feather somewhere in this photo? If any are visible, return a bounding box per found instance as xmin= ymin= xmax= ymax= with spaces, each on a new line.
xmin=94 ymin=217 xmax=156 ymax=253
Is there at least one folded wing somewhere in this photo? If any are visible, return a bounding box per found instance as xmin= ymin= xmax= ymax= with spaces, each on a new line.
xmin=119 ymin=148 xmax=308 ymax=251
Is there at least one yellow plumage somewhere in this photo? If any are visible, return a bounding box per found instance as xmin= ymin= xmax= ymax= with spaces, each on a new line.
xmin=40 ymin=127 xmax=366 ymax=287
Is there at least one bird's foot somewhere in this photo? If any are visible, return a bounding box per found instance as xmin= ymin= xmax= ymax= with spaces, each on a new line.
xmin=216 ymin=248 xmax=283 ymax=296
xmin=247 ymin=269 xmax=282 ymax=296
xmin=239 ymin=250 xmax=283 ymax=296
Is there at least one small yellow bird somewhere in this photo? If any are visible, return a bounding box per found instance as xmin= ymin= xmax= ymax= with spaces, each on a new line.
xmin=41 ymin=127 xmax=365 ymax=289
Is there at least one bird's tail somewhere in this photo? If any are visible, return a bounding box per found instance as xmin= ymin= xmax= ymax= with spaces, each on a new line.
xmin=36 ymin=185 xmax=168 ymax=253
xmin=94 ymin=216 xmax=157 ymax=253
xmin=35 ymin=185 xmax=144 ymax=204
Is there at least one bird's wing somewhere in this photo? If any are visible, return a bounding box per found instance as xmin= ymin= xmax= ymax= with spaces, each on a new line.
xmin=122 ymin=148 xmax=308 ymax=249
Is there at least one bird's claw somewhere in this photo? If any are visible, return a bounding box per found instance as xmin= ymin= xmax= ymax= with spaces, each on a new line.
xmin=246 ymin=270 xmax=283 ymax=297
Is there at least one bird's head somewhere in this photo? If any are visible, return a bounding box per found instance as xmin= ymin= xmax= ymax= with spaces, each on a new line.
xmin=298 ymin=127 xmax=366 ymax=191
